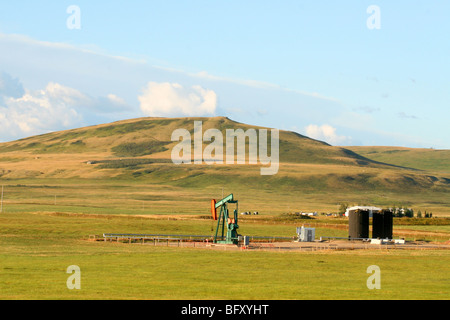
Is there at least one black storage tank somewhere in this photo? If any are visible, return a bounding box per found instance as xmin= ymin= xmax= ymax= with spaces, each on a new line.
xmin=372 ymin=210 xmax=393 ymax=239
xmin=348 ymin=209 xmax=369 ymax=239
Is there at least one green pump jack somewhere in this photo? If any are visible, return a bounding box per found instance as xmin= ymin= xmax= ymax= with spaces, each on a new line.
xmin=211 ymin=194 xmax=240 ymax=245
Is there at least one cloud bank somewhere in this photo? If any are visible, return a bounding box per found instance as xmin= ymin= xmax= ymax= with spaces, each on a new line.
xmin=139 ymin=82 xmax=218 ymax=117
xmin=0 ymin=73 xmax=129 ymax=141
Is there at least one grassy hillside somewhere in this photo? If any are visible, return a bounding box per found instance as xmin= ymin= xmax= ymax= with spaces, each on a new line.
xmin=0 ymin=117 xmax=449 ymax=216
xmin=0 ymin=117 xmax=382 ymax=166
xmin=346 ymin=146 xmax=450 ymax=174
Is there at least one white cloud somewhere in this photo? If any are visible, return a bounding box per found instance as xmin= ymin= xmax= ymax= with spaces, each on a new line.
xmin=45 ymin=82 xmax=91 ymax=107
xmin=138 ymin=82 xmax=217 ymax=117
xmin=0 ymin=74 xmax=129 ymax=141
xmin=106 ymin=94 xmax=127 ymax=106
xmin=305 ymin=124 xmax=352 ymax=146
xmin=0 ymin=83 xmax=84 ymax=139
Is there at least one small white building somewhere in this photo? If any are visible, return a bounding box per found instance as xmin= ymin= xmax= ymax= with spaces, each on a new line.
xmin=345 ymin=206 xmax=382 ymax=218
xmin=297 ymin=226 xmax=315 ymax=242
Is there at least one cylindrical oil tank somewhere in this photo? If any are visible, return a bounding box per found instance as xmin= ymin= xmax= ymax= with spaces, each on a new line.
xmin=372 ymin=211 xmax=383 ymax=239
xmin=372 ymin=210 xmax=393 ymax=239
xmin=383 ymin=210 xmax=393 ymax=239
xmin=348 ymin=210 xmax=369 ymax=239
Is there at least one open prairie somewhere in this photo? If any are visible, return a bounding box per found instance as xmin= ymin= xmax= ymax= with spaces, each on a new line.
xmin=0 ymin=117 xmax=449 ymax=300
xmin=1 ymin=211 xmax=449 ymax=300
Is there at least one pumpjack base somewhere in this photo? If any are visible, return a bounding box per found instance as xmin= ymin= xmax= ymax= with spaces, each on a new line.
xmin=208 ymin=243 xmax=239 ymax=249
xmin=215 ymin=240 xmax=238 ymax=245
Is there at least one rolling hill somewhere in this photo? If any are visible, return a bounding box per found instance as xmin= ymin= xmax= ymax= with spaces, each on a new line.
xmin=0 ymin=117 xmax=449 ymax=215
xmin=0 ymin=117 xmax=381 ymax=165
xmin=346 ymin=146 xmax=450 ymax=174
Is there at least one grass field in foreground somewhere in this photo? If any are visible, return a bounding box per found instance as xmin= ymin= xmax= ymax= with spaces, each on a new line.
xmin=0 ymin=212 xmax=449 ymax=300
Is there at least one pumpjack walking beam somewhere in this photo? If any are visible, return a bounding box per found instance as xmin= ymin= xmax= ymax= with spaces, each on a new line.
xmin=211 ymin=194 xmax=239 ymax=245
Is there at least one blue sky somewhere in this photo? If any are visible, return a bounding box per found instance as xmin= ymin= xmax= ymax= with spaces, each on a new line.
xmin=0 ymin=1 xmax=449 ymax=148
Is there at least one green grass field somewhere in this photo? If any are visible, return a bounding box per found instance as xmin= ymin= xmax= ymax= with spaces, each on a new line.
xmin=1 ymin=173 xmax=449 ymax=216
xmin=1 ymin=211 xmax=449 ymax=300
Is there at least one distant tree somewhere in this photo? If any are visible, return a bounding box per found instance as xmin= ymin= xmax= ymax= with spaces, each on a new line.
xmin=405 ymin=208 xmax=414 ymax=218
xmin=338 ymin=203 xmax=349 ymax=216
xmin=417 ymin=210 xmax=422 ymax=218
